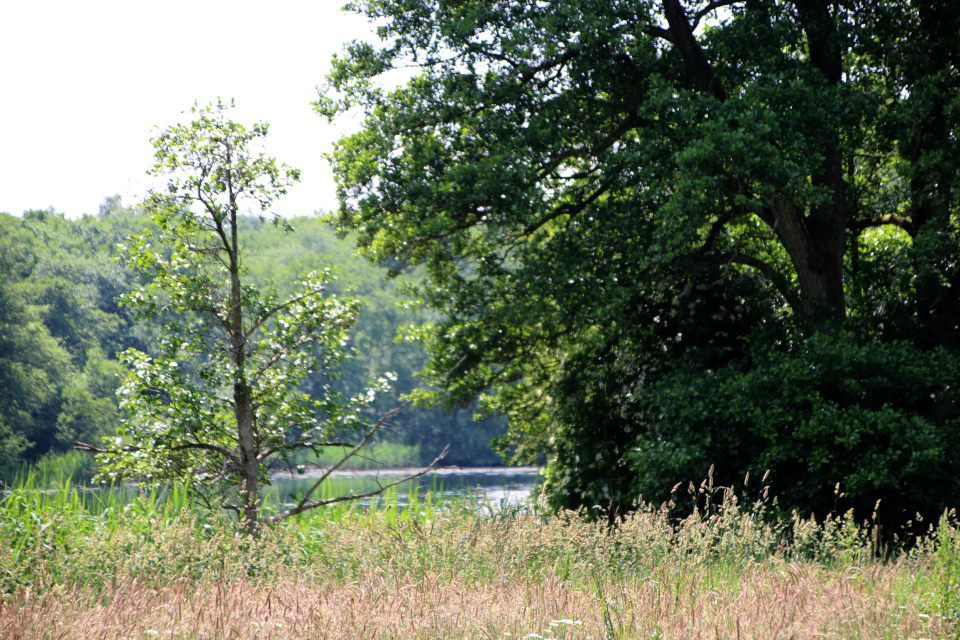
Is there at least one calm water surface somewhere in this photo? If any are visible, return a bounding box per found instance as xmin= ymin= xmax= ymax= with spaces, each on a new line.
xmin=6 ymin=466 xmax=541 ymax=515
xmin=268 ymin=466 xmax=541 ymax=509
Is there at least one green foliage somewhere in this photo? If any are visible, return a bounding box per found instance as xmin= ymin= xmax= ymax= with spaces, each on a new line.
xmin=0 ymin=204 xmax=149 ymax=476
xmin=540 ymin=268 xmax=784 ymax=518
xmin=96 ymin=101 xmax=395 ymax=529
xmin=0 ymin=203 xmax=507 ymax=481
xmin=322 ymin=0 xmax=960 ymax=532
xmin=237 ymin=215 xmax=508 ymax=466
xmin=631 ymin=332 xmax=959 ymax=529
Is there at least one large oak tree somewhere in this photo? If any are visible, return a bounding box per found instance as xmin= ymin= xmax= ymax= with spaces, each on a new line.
xmin=320 ymin=0 xmax=959 ymax=529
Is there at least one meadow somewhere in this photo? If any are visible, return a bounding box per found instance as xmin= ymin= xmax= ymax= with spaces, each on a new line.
xmin=2 ymin=469 xmax=959 ymax=640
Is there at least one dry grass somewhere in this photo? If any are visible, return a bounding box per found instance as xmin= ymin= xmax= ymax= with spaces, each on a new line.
xmin=1 ymin=480 xmax=957 ymax=639
xmin=1 ymin=555 xmax=948 ymax=639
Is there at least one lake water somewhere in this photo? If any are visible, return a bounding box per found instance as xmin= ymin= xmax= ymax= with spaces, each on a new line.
xmin=2 ymin=466 xmax=542 ymax=517
xmin=267 ymin=466 xmax=542 ymax=511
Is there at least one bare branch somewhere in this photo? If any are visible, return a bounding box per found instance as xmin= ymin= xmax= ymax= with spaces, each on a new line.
xmin=266 ymin=444 xmax=454 ymax=522
xmin=257 ymin=441 xmax=356 ymax=462
xmin=848 ymin=214 xmax=916 ymax=236
xmin=279 ymin=398 xmax=415 ymax=517
xmin=244 ymin=287 xmax=327 ymax=339
xmin=263 ymin=354 xmax=469 ymax=521
xmin=75 ymin=441 xmax=238 ymax=465
xmin=690 ymin=0 xmax=738 ymax=31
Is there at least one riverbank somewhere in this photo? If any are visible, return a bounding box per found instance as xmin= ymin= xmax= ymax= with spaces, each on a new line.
xmin=1 ymin=477 xmax=957 ymax=639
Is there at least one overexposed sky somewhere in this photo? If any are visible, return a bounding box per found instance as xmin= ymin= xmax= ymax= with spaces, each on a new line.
xmin=0 ymin=0 xmax=384 ymax=218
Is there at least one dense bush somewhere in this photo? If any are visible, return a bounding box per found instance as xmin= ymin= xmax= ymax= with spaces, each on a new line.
xmin=544 ymin=305 xmax=960 ymax=534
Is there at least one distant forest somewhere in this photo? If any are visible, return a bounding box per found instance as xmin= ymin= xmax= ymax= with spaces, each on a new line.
xmin=0 ymin=197 xmax=506 ymax=477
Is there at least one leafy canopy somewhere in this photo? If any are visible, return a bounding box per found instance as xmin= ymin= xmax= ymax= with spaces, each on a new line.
xmin=94 ymin=101 xmax=397 ymax=531
xmin=320 ymin=0 xmax=960 ymax=530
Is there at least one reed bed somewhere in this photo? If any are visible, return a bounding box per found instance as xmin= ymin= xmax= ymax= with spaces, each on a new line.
xmin=1 ymin=475 xmax=958 ymax=639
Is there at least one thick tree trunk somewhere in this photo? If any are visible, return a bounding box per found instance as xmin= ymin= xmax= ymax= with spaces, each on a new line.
xmin=789 ymin=0 xmax=847 ymax=316
xmin=662 ymin=0 xmax=726 ymax=101
xmin=664 ymin=0 xmax=848 ymax=317
xmin=771 ymin=194 xmax=846 ymax=316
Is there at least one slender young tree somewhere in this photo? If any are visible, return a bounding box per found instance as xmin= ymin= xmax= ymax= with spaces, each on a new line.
xmin=82 ymin=101 xmax=446 ymax=534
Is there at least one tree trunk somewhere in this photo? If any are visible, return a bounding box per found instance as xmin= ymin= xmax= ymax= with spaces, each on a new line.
xmin=771 ymin=194 xmax=846 ymax=316
xmin=663 ymin=0 xmax=848 ymax=317
xmin=789 ymin=0 xmax=847 ymax=316
xmin=236 ymin=382 xmax=260 ymax=536
xmin=225 ymin=169 xmax=260 ymax=536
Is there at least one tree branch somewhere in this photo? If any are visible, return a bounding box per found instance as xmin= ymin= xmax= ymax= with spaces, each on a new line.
xmin=75 ymin=441 xmax=238 ymax=465
xmin=793 ymin=0 xmax=843 ymax=84
xmin=662 ymin=0 xmax=727 ymax=101
xmin=690 ymin=0 xmax=738 ymax=31
xmin=643 ymin=25 xmax=675 ymax=44
xmin=265 ymin=444 xmax=453 ymax=523
xmin=244 ymin=287 xmax=327 ymax=339
xmin=848 ymin=214 xmax=916 ymax=236
xmin=523 ymin=173 xmax=619 ymax=236
xmin=708 ymin=252 xmax=800 ymax=311
xmin=536 ymin=114 xmax=640 ymax=180
xmin=251 ymin=334 xmax=331 ymax=383
xmin=278 ymin=398 xmax=414 ymax=516
xmin=694 ymin=208 xmax=739 ymax=257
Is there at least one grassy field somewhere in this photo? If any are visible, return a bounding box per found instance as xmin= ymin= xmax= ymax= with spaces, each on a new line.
xmin=1 ymin=472 xmax=958 ymax=639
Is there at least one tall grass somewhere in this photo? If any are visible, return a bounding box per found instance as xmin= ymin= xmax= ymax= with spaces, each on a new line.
xmin=1 ymin=473 xmax=958 ymax=639
xmin=0 ymin=449 xmax=98 ymax=488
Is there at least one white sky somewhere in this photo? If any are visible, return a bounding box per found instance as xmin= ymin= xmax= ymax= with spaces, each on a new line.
xmin=0 ymin=0 xmax=385 ymax=219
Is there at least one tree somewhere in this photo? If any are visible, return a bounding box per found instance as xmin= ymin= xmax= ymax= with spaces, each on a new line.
xmin=319 ymin=0 xmax=959 ymax=529
xmin=84 ymin=101 xmax=445 ymax=534
xmin=238 ymin=215 xmax=509 ymax=466
xmin=0 ymin=210 xmax=135 ymax=477
xmin=0 ymin=230 xmax=61 ymax=472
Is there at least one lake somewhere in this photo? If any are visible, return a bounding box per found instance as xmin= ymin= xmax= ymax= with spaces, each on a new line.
xmin=267 ymin=466 xmax=542 ymax=511
xmin=2 ymin=466 xmax=542 ymax=517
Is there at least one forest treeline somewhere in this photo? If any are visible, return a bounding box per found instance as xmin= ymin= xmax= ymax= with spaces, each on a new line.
xmin=0 ymin=198 xmax=505 ymax=478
